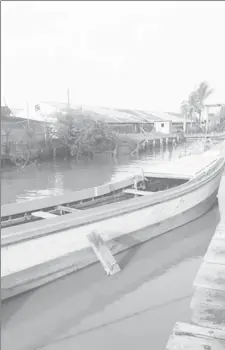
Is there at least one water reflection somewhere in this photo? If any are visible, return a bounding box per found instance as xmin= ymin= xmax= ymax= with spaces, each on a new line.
xmin=1 ymin=144 xmax=186 ymax=205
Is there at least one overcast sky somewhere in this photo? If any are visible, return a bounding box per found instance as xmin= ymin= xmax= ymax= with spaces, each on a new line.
xmin=2 ymin=1 xmax=225 ymax=112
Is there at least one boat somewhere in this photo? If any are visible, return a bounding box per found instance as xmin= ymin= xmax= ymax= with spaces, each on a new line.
xmin=1 ymin=147 xmax=225 ymax=299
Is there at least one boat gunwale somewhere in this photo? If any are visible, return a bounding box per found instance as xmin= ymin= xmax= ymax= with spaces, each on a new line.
xmin=2 ymin=156 xmax=224 ymax=247
xmin=1 ymin=175 xmax=143 ymax=218
xmin=1 ymin=154 xmax=219 ymax=218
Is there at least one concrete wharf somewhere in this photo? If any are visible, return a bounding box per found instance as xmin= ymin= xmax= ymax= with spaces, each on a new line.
xmin=166 ymin=218 xmax=225 ymax=349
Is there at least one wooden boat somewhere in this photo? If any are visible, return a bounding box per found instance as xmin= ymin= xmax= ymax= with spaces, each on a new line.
xmin=1 ymin=148 xmax=225 ymax=299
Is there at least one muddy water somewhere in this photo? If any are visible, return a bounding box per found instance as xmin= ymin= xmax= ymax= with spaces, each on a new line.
xmin=1 ymin=176 xmax=224 ymax=350
xmin=1 ymin=145 xmax=183 ymax=205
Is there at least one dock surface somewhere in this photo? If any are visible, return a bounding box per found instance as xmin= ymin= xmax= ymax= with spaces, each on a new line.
xmin=166 ymin=218 xmax=225 ymax=349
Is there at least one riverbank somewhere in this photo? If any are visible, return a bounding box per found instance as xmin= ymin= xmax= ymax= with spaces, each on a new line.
xmin=1 ymin=130 xmax=182 ymax=169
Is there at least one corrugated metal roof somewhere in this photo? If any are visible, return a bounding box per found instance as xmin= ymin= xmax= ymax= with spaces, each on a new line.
xmin=7 ymin=107 xmax=55 ymax=123
xmin=35 ymin=102 xmax=185 ymax=124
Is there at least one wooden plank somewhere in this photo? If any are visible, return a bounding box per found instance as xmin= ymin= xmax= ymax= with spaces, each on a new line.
xmin=31 ymin=211 xmax=58 ymax=219
xmin=191 ymin=301 xmax=225 ymax=330
xmin=204 ymin=239 xmax=225 ymax=265
xmin=173 ymin=322 xmax=225 ymax=340
xmin=94 ymin=184 xmax=111 ymax=196
xmin=194 ymin=262 xmax=225 ymax=291
xmin=166 ymin=333 xmax=225 ymax=350
xmin=191 ymin=288 xmax=225 ymax=330
xmin=123 ymin=189 xmax=153 ymax=196
xmin=87 ymin=232 xmax=121 ymax=276
xmin=191 ymin=287 xmax=225 ymax=309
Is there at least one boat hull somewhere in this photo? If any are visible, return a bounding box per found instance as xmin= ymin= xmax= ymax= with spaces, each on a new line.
xmin=1 ymin=159 xmax=224 ymax=300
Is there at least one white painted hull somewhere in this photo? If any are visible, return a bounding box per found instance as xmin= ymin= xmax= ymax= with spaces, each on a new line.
xmin=1 ymin=157 xmax=224 ymax=300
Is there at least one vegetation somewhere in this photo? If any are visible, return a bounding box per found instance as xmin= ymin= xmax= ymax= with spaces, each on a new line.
xmin=51 ymin=110 xmax=118 ymax=161
xmin=181 ymin=81 xmax=214 ymax=131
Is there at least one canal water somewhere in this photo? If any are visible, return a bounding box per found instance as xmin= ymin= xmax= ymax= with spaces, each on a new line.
xmin=1 ymin=143 xmax=225 ymax=350
xmin=1 ymin=144 xmax=183 ymax=205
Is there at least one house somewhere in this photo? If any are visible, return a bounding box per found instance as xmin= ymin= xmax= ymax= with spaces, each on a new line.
xmin=153 ymin=120 xmax=172 ymax=134
xmin=1 ymin=104 xmax=54 ymax=145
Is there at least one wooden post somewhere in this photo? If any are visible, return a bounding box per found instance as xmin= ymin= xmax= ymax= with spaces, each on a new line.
xmin=160 ymin=138 xmax=163 ymax=148
xmin=153 ymin=139 xmax=156 ymax=149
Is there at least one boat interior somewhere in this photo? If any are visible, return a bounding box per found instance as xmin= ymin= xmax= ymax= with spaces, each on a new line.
xmin=1 ymin=175 xmax=189 ymax=229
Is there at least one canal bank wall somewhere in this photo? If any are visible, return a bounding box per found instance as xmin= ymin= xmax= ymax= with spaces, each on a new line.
xmin=166 ymin=218 xmax=225 ymax=349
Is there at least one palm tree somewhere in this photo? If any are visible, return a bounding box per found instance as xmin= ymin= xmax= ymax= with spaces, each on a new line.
xmin=181 ymin=82 xmax=214 ymax=133
xmin=181 ymin=96 xmax=197 ymax=133
xmin=193 ymin=81 xmax=214 ymax=125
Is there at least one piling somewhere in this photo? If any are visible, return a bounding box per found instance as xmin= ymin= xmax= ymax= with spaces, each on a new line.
xmin=160 ymin=138 xmax=163 ymax=148
xmin=152 ymin=139 xmax=156 ymax=149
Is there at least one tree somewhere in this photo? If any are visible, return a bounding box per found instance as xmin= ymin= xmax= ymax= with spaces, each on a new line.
xmin=194 ymin=81 xmax=214 ymax=124
xmin=181 ymin=81 xmax=214 ymax=129
xmin=54 ymin=110 xmax=118 ymax=161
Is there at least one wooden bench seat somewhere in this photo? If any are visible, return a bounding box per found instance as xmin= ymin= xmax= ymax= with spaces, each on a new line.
xmin=123 ymin=189 xmax=153 ymax=196
xmin=31 ymin=211 xmax=58 ymax=219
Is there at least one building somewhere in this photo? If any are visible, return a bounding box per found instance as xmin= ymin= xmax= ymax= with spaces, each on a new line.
xmin=153 ymin=120 xmax=172 ymax=134
xmin=204 ymin=104 xmax=225 ymax=132
xmin=35 ymin=102 xmax=188 ymax=135
xmin=1 ymin=104 xmax=54 ymax=147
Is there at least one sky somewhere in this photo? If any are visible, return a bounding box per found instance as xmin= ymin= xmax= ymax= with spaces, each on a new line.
xmin=2 ymin=1 xmax=225 ymax=112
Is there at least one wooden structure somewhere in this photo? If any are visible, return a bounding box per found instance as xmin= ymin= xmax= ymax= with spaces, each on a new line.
xmin=87 ymin=232 xmax=121 ymax=276
xmin=166 ymin=219 xmax=225 ymax=349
